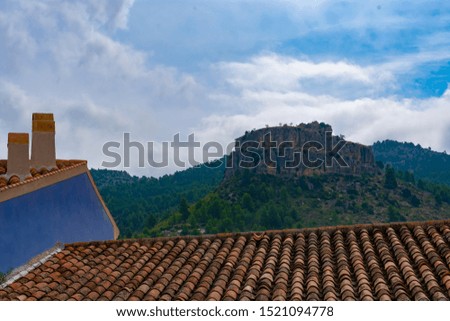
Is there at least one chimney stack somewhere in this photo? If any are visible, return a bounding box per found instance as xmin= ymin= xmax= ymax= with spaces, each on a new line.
xmin=7 ymin=133 xmax=30 ymax=180
xmin=31 ymin=113 xmax=56 ymax=170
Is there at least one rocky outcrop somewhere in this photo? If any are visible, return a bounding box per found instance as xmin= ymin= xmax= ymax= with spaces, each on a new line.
xmin=225 ymin=122 xmax=377 ymax=178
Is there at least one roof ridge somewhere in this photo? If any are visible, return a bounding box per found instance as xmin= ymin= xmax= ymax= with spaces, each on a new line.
xmin=0 ymin=243 xmax=64 ymax=289
xmin=0 ymin=160 xmax=87 ymax=192
xmin=65 ymin=218 xmax=450 ymax=248
xmin=3 ymin=218 xmax=450 ymax=300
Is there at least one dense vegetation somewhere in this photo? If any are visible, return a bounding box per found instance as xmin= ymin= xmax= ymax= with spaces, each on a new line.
xmin=91 ymin=139 xmax=450 ymax=238
xmin=91 ymin=160 xmax=225 ymax=238
xmin=90 ymin=169 xmax=135 ymax=189
xmin=373 ymin=140 xmax=450 ymax=185
xmin=148 ymin=167 xmax=450 ymax=236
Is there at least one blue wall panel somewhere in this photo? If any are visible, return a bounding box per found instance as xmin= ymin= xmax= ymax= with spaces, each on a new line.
xmin=0 ymin=173 xmax=115 ymax=272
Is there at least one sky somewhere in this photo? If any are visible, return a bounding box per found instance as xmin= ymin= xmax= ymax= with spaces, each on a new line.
xmin=0 ymin=0 xmax=450 ymax=176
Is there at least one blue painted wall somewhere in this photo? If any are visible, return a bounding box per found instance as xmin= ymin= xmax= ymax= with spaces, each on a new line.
xmin=0 ymin=173 xmax=115 ymax=273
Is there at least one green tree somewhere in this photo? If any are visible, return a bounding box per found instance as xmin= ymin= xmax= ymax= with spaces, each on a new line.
xmin=179 ymin=198 xmax=190 ymax=221
xmin=145 ymin=214 xmax=156 ymax=228
xmin=207 ymin=195 xmax=223 ymax=219
xmin=240 ymin=193 xmax=254 ymax=211
xmin=409 ymin=194 xmax=421 ymax=207
xmin=417 ymin=179 xmax=425 ymax=190
xmin=387 ymin=206 xmax=406 ymax=222
xmin=384 ymin=165 xmax=398 ymax=189
xmin=280 ymin=187 xmax=289 ymax=203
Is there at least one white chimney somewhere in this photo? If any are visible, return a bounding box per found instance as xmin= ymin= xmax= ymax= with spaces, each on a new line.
xmin=7 ymin=133 xmax=30 ymax=180
xmin=31 ymin=113 xmax=56 ymax=170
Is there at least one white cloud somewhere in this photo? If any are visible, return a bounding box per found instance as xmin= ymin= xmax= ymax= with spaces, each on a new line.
xmin=216 ymin=54 xmax=394 ymax=98
xmin=87 ymin=0 xmax=135 ymax=31
xmin=123 ymin=0 xmax=450 ymax=69
xmin=0 ymin=0 xmax=208 ymax=176
xmin=0 ymin=0 xmax=449 ymax=177
xmin=195 ymin=54 xmax=450 ymax=156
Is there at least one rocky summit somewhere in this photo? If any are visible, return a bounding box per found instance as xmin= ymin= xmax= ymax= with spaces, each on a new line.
xmin=226 ymin=121 xmax=378 ymax=178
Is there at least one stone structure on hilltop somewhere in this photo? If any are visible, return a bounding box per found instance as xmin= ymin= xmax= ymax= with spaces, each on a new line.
xmin=225 ymin=121 xmax=377 ymax=178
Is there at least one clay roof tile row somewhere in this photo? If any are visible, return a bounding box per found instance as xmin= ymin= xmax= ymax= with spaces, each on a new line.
xmin=1 ymin=220 xmax=450 ymax=301
xmin=0 ymin=160 xmax=86 ymax=190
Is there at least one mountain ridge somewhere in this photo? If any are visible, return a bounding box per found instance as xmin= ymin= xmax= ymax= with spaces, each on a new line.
xmin=373 ymin=139 xmax=450 ymax=186
xmin=91 ymin=129 xmax=450 ymax=238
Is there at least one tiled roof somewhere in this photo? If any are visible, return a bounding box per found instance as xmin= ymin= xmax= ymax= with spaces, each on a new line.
xmin=0 ymin=160 xmax=85 ymax=190
xmin=1 ymin=220 xmax=450 ymax=301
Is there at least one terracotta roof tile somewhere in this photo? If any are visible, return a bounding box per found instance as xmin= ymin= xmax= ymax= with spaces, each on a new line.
xmin=2 ymin=220 xmax=450 ymax=301
xmin=0 ymin=160 xmax=86 ymax=191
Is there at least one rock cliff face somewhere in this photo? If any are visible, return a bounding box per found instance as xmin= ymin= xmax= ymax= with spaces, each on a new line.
xmin=225 ymin=122 xmax=377 ymax=178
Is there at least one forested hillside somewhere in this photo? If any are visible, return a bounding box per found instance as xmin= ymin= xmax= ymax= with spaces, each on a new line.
xmin=91 ymin=160 xmax=224 ymax=237
xmin=90 ymin=169 xmax=135 ymax=189
xmin=149 ymin=167 xmax=450 ymax=236
xmin=91 ymin=139 xmax=450 ymax=238
xmin=373 ymin=140 xmax=450 ymax=185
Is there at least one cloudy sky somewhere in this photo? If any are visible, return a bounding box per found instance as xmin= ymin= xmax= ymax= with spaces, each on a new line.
xmin=1 ymin=0 xmax=450 ymax=176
